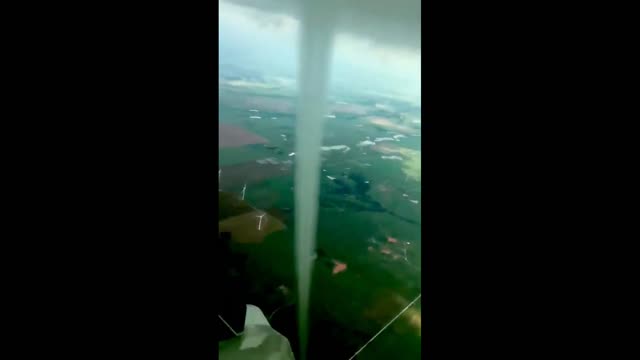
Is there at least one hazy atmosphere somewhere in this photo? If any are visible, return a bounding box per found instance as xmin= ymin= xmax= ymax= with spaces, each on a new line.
xmin=219 ymin=0 xmax=421 ymax=105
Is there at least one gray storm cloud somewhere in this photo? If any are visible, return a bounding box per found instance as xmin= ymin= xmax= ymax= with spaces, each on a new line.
xmin=221 ymin=0 xmax=421 ymax=51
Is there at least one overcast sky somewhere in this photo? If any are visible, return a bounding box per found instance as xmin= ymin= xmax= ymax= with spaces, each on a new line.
xmin=219 ymin=0 xmax=421 ymax=105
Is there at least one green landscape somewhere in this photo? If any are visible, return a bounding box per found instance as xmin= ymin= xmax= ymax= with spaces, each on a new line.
xmin=219 ymin=73 xmax=421 ymax=359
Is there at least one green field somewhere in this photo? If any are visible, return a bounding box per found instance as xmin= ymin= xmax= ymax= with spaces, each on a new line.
xmin=219 ymin=86 xmax=421 ymax=359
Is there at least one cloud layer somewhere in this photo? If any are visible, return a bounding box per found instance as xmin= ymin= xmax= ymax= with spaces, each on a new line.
xmin=220 ymin=0 xmax=421 ymax=50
